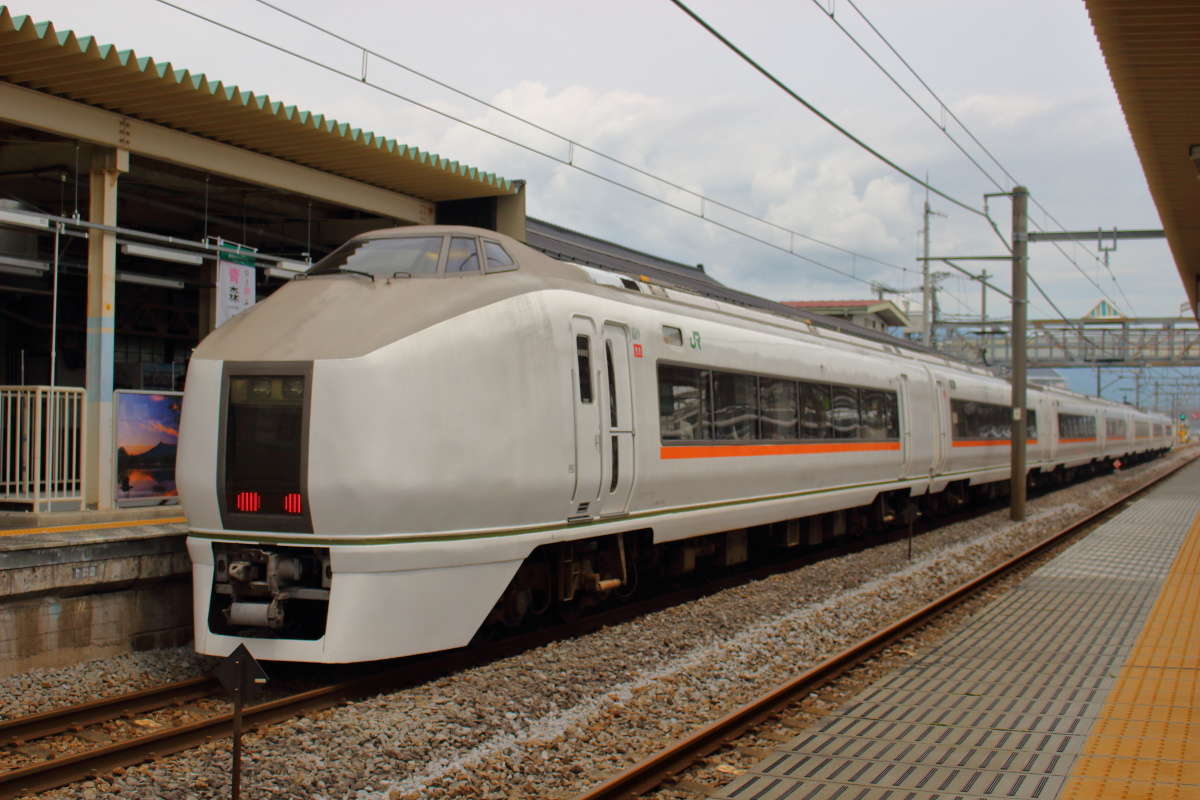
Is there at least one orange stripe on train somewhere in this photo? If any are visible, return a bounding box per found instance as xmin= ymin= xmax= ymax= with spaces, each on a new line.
xmin=660 ymin=441 xmax=902 ymax=459
xmin=952 ymin=439 xmax=1037 ymax=447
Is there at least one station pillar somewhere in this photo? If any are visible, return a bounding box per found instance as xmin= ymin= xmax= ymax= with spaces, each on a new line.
xmin=83 ymin=147 xmax=128 ymax=510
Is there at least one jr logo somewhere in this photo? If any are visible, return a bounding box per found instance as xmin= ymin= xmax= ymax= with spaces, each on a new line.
xmin=689 ymin=331 xmax=702 ymax=350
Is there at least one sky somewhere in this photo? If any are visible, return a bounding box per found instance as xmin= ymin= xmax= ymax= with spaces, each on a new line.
xmin=15 ymin=0 xmax=1195 ymax=402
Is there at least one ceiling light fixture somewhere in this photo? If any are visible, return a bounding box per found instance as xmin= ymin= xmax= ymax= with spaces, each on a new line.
xmin=117 ymin=271 xmax=185 ymax=289
xmin=120 ymin=242 xmax=204 ymax=265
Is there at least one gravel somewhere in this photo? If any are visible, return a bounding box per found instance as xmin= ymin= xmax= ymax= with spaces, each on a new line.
xmin=11 ymin=450 xmax=1191 ymax=800
xmin=0 ymin=647 xmax=212 ymax=721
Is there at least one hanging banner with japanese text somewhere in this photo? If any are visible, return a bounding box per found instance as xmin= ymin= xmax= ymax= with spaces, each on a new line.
xmin=216 ymin=261 xmax=256 ymax=326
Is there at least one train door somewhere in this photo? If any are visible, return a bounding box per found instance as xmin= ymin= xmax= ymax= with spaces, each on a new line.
xmin=924 ymin=369 xmax=949 ymax=474
xmin=596 ymin=322 xmax=636 ymax=516
xmin=569 ymin=316 xmax=602 ymax=518
xmin=1048 ymin=400 xmax=1060 ymax=461
xmin=897 ymin=373 xmax=914 ymax=478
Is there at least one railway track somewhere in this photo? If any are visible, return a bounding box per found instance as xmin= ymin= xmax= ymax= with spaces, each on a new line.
xmin=1 ymin=457 xmax=1185 ymax=799
xmin=572 ymin=453 xmax=1197 ymax=800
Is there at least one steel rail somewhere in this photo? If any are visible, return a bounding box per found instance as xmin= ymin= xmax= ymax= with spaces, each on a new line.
xmin=0 ymin=591 xmax=733 ymax=799
xmin=573 ymin=453 xmax=1197 ymax=800
xmin=1 ymin=454 xmax=1186 ymax=799
xmin=0 ymin=677 xmax=218 ymax=747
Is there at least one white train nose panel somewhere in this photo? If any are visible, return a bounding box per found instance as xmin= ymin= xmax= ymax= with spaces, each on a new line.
xmin=190 ymin=537 xmax=523 ymax=662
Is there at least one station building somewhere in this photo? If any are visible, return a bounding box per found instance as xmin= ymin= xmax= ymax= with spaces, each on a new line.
xmin=0 ymin=7 xmax=525 ymax=512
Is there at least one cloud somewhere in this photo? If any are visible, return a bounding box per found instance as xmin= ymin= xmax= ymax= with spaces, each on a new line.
xmin=954 ymin=93 xmax=1055 ymax=130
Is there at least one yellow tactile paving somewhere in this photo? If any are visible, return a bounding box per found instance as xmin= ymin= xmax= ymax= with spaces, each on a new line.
xmin=1061 ymin=510 xmax=1200 ymax=799
xmin=0 ymin=516 xmax=186 ymax=538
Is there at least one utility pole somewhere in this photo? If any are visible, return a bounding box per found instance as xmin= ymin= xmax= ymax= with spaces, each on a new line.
xmin=979 ymin=269 xmax=991 ymax=323
xmin=1010 ymin=186 xmax=1028 ymax=522
xmin=922 ymin=198 xmax=932 ymax=347
xmin=921 ymin=194 xmax=946 ymax=347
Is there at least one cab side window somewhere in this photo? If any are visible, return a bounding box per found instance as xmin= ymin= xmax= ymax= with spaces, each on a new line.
xmin=446 ymin=237 xmax=481 ymax=273
xmin=482 ymin=240 xmax=517 ymax=272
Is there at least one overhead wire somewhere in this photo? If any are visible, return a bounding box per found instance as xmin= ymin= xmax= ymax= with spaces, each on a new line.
xmin=810 ymin=2 xmax=1119 ymax=348
xmin=667 ymin=0 xmax=987 ymax=219
xmin=674 ymin=0 xmax=1108 ymax=340
xmin=248 ymin=0 xmax=915 ymax=277
xmin=808 ymin=0 xmax=1007 ymax=194
xmin=146 ymin=0 xmax=924 ymax=289
xmin=833 ymin=0 xmax=1138 ymax=315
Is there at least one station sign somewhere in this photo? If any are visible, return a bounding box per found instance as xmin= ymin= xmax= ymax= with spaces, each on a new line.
xmin=217 ymin=243 xmax=258 ymax=327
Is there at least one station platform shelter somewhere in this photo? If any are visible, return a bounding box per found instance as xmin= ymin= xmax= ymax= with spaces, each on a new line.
xmin=0 ymin=6 xmax=524 ymax=515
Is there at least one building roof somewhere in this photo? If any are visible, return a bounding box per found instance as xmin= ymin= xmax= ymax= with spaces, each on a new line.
xmin=0 ymin=6 xmax=515 ymax=203
xmin=1083 ymin=0 xmax=1200 ymax=316
xmin=783 ymin=299 xmax=910 ymax=327
xmin=525 ymin=218 xmax=723 ymax=290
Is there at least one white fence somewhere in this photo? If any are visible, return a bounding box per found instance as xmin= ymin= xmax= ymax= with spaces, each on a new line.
xmin=0 ymin=386 xmax=85 ymax=511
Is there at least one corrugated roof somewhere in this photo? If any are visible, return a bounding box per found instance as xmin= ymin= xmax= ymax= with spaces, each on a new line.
xmin=0 ymin=5 xmax=516 ymax=202
xmin=1084 ymin=0 xmax=1200 ymax=316
xmin=783 ymin=299 xmax=909 ymax=327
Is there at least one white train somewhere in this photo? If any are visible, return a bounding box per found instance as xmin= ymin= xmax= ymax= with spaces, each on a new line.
xmin=177 ymin=225 xmax=1174 ymax=663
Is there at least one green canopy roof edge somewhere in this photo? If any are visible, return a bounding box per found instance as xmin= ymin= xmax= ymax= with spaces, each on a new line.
xmin=0 ymin=4 xmax=516 ymax=195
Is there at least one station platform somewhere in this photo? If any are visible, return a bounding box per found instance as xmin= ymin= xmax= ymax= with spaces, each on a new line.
xmin=720 ymin=459 xmax=1200 ymax=800
xmin=0 ymin=511 xmax=192 ymax=676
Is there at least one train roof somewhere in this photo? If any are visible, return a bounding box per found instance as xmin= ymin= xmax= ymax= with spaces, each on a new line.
xmin=521 ymin=220 xmax=954 ymax=361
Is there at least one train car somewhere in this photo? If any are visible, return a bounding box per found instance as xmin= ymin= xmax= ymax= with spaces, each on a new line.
xmin=177 ymin=225 xmax=1173 ymax=663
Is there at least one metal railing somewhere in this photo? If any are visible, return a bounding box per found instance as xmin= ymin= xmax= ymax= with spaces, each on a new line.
xmin=0 ymin=386 xmax=85 ymax=511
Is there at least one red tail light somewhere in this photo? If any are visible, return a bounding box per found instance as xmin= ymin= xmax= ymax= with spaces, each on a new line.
xmin=235 ymin=491 xmax=261 ymax=512
xmin=283 ymin=493 xmax=303 ymax=514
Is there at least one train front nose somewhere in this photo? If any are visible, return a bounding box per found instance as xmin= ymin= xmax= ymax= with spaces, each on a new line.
xmin=206 ymin=365 xmax=334 ymax=641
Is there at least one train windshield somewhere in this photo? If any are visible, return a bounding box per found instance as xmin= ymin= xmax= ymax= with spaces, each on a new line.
xmin=225 ymin=375 xmax=306 ymax=521
xmin=308 ymin=236 xmax=443 ymax=278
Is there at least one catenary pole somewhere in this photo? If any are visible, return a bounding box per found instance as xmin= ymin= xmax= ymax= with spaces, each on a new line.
xmin=979 ymin=269 xmax=990 ymax=323
xmin=1010 ymin=187 xmax=1028 ymax=521
xmin=922 ymin=198 xmax=932 ymax=347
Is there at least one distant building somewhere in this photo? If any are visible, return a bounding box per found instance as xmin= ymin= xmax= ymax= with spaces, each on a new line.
xmin=782 ymin=300 xmax=910 ymax=334
xmin=1084 ymin=299 xmax=1124 ymax=320
xmin=1028 ymin=368 xmax=1068 ymax=390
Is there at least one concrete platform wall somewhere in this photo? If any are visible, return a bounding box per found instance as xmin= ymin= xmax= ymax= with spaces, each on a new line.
xmin=0 ymin=525 xmax=192 ymax=676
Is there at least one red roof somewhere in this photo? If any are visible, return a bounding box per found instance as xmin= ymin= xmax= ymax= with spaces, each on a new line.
xmin=783 ymin=300 xmax=880 ymax=309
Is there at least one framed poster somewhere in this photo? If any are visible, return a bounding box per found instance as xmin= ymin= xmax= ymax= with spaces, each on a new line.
xmin=114 ymin=390 xmax=183 ymax=506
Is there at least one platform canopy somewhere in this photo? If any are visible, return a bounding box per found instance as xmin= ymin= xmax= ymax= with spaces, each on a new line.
xmin=1084 ymin=1 xmax=1200 ymax=317
xmin=0 ymin=5 xmax=515 ymax=204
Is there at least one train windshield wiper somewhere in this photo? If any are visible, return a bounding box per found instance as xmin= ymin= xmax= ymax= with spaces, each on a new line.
xmin=334 ymin=267 xmax=376 ymax=282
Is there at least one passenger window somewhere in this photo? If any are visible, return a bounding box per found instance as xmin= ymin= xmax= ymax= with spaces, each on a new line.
xmin=605 ymin=340 xmax=618 ymax=428
xmin=446 ymin=237 xmax=481 ymax=272
xmin=609 ymin=436 xmax=619 ymax=493
xmin=711 ymin=372 xmax=758 ymax=440
xmin=831 ymin=385 xmax=860 ymax=439
xmin=799 ymin=382 xmax=832 ymax=439
xmin=759 ymin=378 xmax=798 ymax=440
xmin=576 ymin=336 xmax=593 ymax=404
xmin=658 ymin=364 xmax=711 ymax=441
xmin=483 ymin=240 xmax=517 ymax=272
xmin=860 ymin=390 xmax=899 ymax=440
